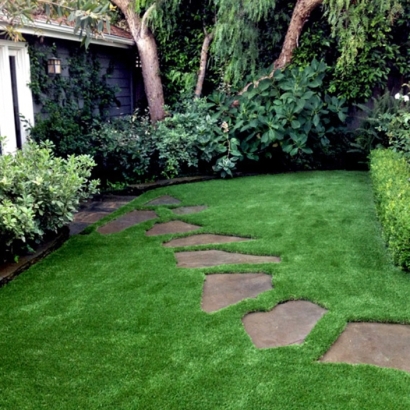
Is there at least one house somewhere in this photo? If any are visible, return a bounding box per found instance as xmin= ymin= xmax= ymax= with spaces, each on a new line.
xmin=0 ymin=18 xmax=142 ymax=154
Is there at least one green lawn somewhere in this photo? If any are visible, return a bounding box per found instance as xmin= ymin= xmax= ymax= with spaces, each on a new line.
xmin=2 ymin=171 xmax=410 ymax=409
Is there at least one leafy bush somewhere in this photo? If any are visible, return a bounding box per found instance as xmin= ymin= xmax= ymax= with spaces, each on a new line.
xmin=351 ymin=92 xmax=400 ymax=156
xmin=208 ymin=59 xmax=348 ymax=171
xmin=89 ymin=111 xmax=155 ymax=183
xmin=0 ymin=139 xmax=99 ymax=261
xmin=153 ymin=99 xmax=228 ymax=178
xmin=370 ymin=149 xmax=410 ymax=270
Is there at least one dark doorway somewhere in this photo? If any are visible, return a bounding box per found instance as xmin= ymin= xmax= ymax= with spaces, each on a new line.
xmin=9 ymin=56 xmax=22 ymax=149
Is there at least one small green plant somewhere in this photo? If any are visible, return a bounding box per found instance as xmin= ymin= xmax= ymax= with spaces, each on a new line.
xmin=0 ymin=139 xmax=99 ymax=262
xmin=351 ymin=92 xmax=400 ymax=156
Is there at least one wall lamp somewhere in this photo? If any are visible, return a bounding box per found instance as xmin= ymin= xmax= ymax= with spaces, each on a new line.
xmin=47 ymin=57 xmax=61 ymax=75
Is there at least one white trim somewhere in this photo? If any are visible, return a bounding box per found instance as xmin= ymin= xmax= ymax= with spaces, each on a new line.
xmin=16 ymin=20 xmax=134 ymax=49
xmin=0 ymin=41 xmax=34 ymax=154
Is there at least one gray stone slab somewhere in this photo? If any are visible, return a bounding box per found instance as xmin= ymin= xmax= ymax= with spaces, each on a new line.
xmin=320 ymin=322 xmax=410 ymax=373
xmin=98 ymin=211 xmax=158 ymax=234
xmin=146 ymin=221 xmax=201 ymax=236
xmin=242 ymin=300 xmax=327 ymax=348
xmin=145 ymin=195 xmax=181 ymax=206
xmin=202 ymin=273 xmax=272 ymax=312
xmin=173 ymin=206 xmax=208 ymax=215
xmin=69 ymin=222 xmax=90 ymax=236
xmin=73 ymin=211 xmax=110 ymax=223
xmin=164 ymin=234 xmax=250 ymax=248
xmin=175 ymin=250 xmax=281 ymax=268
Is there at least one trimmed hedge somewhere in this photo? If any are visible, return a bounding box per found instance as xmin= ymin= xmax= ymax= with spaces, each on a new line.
xmin=370 ymin=149 xmax=410 ymax=270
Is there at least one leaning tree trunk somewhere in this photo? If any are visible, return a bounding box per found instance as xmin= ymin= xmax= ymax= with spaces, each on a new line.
xmin=194 ymin=31 xmax=214 ymax=98
xmin=136 ymin=31 xmax=165 ymax=123
xmin=240 ymin=0 xmax=322 ymax=94
xmin=111 ymin=0 xmax=165 ymax=123
xmin=274 ymin=0 xmax=323 ymax=69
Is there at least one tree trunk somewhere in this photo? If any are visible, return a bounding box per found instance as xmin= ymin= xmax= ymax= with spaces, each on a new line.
xmin=194 ymin=31 xmax=214 ymax=98
xmin=111 ymin=0 xmax=165 ymax=123
xmin=136 ymin=31 xmax=165 ymax=122
xmin=274 ymin=0 xmax=323 ymax=69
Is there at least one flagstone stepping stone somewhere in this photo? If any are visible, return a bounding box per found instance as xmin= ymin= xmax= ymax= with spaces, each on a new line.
xmin=173 ymin=206 xmax=208 ymax=215
xmin=146 ymin=221 xmax=201 ymax=236
xmin=164 ymin=234 xmax=250 ymax=248
xmin=98 ymin=211 xmax=158 ymax=234
xmin=320 ymin=322 xmax=410 ymax=373
xmin=175 ymin=250 xmax=280 ymax=268
xmin=145 ymin=195 xmax=181 ymax=206
xmin=242 ymin=300 xmax=327 ymax=348
xmin=201 ymin=273 xmax=272 ymax=312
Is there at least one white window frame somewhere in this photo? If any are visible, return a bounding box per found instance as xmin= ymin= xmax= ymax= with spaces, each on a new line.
xmin=0 ymin=40 xmax=34 ymax=154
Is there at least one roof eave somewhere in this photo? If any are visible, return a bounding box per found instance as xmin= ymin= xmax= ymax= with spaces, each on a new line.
xmin=3 ymin=20 xmax=134 ymax=49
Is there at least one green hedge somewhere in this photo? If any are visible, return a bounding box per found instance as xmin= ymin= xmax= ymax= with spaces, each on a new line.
xmin=370 ymin=149 xmax=410 ymax=270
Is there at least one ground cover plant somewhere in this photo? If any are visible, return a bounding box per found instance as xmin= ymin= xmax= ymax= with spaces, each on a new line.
xmin=2 ymin=172 xmax=410 ymax=409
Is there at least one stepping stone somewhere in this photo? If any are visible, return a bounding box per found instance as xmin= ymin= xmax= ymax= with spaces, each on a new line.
xmin=146 ymin=221 xmax=200 ymax=236
xmin=173 ymin=206 xmax=208 ymax=215
xmin=98 ymin=211 xmax=157 ymax=234
xmin=242 ymin=300 xmax=327 ymax=348
xmin=202 ymin=273 xmax=272 ymax=312
xmin=73 ymin=211 xmax=110 ymax=224
xmin=320 ymin=322 xmax=410 ymax=373
xmin=164 ymin=234 xmax=250 ymax=248
xmin=175 ymin=250 xmax=280 ymax=268
xmin=145 ymin=195 xmax=181 ymax=206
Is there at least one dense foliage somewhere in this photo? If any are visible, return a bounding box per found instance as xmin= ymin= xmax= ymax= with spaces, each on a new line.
xmin=370 ymin=149 xmax=410 ymax=270
xmin=0 ymin=139 xmax=98 ymax=262
xmin=208 ymin=60 xmax=349 ymax=172
xmin=27 ymin=43 xmax=119 ymax=157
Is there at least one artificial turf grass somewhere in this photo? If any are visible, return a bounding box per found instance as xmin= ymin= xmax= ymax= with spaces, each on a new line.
xmin=2 ymin=171 xmax=410 ymax=409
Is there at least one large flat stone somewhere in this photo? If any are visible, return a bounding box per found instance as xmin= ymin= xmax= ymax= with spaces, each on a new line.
xmin=98 ymin=211 xmax=158 ymax=234
xmin=320 ymin=322 xmax=410 ymax=373
xmin=164 ymin=234 xmax=249 ymax=248
xmin=202 ymin=273 xmax=272 ymax=312
xmin=145 ymin=195 xmax=181 ymax=206
xmin=173 ymin=206 xmax=208 ymax=215
xmin=73 ymin=211 xmax=109 ymax=223
xmin=146 ymin=221 xmax=201 ymax=236
xmin=175 ymin=250 xmax=280 ymax=268
xmin=242 ymin=300 xmax=327 ymax=348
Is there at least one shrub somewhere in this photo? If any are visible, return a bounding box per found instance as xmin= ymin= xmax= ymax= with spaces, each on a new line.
xmin=0 ymin=139 xmax=99 ymax=261
xmin=153 ymin=99 xmax=228 ymax=178
xmin=370 ymin=149 xmax=410 ymax=270
xmin=89 ymin=111 xmax=155 ymax=183
xmin=208 ymin=59 xmax=348 ymax=172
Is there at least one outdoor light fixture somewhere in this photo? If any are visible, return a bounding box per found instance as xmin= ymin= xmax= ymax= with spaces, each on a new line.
xmin=47 ymin=57 xmax=61 ymax=75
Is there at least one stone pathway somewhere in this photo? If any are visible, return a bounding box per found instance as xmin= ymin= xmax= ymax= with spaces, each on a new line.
xmin=175 ymin=250 xmax=281 ymax=268
xmin=242 ymin=301 xmax=327 ymax=348
xmin=145 ymin=195 xmax=181 ymax=206
xmin=91 ymin=194 xmax=410 ymax=374
xmin=202 ymin=273 xmax=272 ymax=312
xmin=320 ymin=322 xmax=410 ymax=373
xmin=70 ymin=195 xmax=137 ymax=235
xmin=164 ymin=234 xmax=249 ymax=248
xmin=98 ymin=211 xmax=157 ymax=234
xmin=146 ymin=221 xmax=201 ymax=236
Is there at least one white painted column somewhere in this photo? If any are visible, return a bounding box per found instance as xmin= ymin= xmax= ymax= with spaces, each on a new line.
xmin=0 ymin=43 xmax=16 ymax=154
xmin=0 ymin=40 xmax=34 ymax=154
